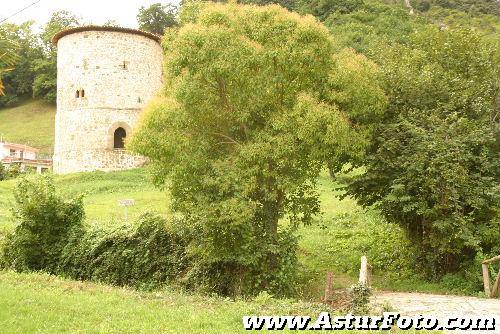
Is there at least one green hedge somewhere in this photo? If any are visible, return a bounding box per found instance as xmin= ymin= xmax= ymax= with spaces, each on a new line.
xmin=1 ymin=175 xmax=188 ymax=290
xmin=59 ymin=214 xmax=188 ymax=289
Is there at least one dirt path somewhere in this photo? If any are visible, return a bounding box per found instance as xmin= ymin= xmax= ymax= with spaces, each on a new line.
xmin=372 ymin=292 xmax=500 ymax=332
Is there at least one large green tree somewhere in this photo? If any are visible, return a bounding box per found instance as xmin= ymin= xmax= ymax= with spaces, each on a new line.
xmin=132 ymin=2 xmax=385 ymax=295
xmin=137 ymin=3 xmax=178 ymax=35
xmin=0 ymin=22 xmax=42 ymax=106
xmin=346 ymin=27 xmax=500 ymax=279
xmin=0 ymin=29 xmax=19 ymax=96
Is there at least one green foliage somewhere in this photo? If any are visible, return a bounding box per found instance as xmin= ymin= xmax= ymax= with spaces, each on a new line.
xmin=59 ymin=213 xmax=188 ymax=289
xmin=0 ymin=22 xmax=42 ymax=106
xmin=349 ymin=282 xmax=372 ymax=314
xmin=346 ymin=27 xmax=500 ymax=278
xmin=0 ymin=164 xmax=6 ymax=181
xmin=324 ymin=0 xmax=424 ymax=57
xmin=1 ymin=174 xmax=187 ymax=290
xmin=414 ymin=0 xmax=500 ymax=16
xmin=137 ymin=3 xmax=178 ymax=35
xmin=2 ymin=175 xmax=84 ymax=272
xmin=32 ymin=57 xmax=57 ymax=102
xmin=298 ymin=0 xmax=365 ymax=20
xmin=132 ymin=2 xmax=384 ymax=296
xmin=322 ymin=211 xmax=416 ymax=277
xmin=6 ymin=164 xmax=22 ymax=179
xmin=238 ymin=0 xmax=298 ymax=11
xmin=32 ymin=11 xmax=79 ymax=103
xmin=0 ymin=29 xmax=19 ymax=96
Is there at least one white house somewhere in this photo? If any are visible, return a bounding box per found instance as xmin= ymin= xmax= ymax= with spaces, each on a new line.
xmin=0 ymin=141 xmax=38 ymax=161
xmin=0 ymin=140 xmax=51 ymax=174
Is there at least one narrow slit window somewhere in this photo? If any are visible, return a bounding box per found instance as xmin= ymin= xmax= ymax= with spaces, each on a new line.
xmin=81 ymin=89 xmax=85 ymax=98
xmin=75 ymin=90 xmax=80 ymax=98
xmin=113 ymin=127 xmax=126 ymax=149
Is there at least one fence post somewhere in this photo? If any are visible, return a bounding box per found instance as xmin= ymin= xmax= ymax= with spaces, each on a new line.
xmin=324 ymin=272 xmax=334 ymax=302
xmin=482 ymin=263 xmax=491 ymax=297
xmin=491 ymin=269 xmax=500 ymax=298
xmin=359 ymin=256 xmax=371 ymax=286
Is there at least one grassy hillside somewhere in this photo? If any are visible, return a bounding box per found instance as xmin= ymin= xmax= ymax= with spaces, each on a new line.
xmin=0 ymin=100 xmax=55 ymax=156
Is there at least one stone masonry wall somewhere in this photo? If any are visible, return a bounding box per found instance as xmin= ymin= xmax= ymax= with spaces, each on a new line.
xmin=53 ymin=29 xmax=163 ymax=174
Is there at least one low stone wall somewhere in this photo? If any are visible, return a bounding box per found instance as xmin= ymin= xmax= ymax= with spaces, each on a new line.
xmin=53 ymin=148 xmax=146 ymax=174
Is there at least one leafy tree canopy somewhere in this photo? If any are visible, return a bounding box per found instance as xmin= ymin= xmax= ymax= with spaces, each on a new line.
xmin=32 ymin=11 xmax=79 ymax=103
xmin=346 ymin=27 xmax=500 ymax=278
xmin=137 ymin=3 xmax=178 ymax=35
xmin=0 ymin=29 xmax=19 ymax=96
xmin=131 ymin=2 xmax=385 ymax=295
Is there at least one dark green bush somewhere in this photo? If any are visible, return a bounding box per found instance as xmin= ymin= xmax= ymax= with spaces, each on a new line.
xmin=6 ymin=163 xmax=22 ymax=179
xmin=59 ymin=213 xmax=188 ymax=289
xmin=2 ymin=175 xmax=189 ymax=290
xmin=2 ymin=175 xmax=84 ymax=272
xmin=181 ymin=224 xmax=299 ymax=296
xmin=0 ymin=164 xmax=6 ymax=181
xmin=349 ymin=282 xmax=372 ymax=314
xmin=346 ymin=28 xmax=500 ymax=280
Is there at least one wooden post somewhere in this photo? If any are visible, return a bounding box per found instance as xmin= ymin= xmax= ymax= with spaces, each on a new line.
xmin=324 ymin=272 xmax=334 ymax=302
xmin=359 ymin=256 xmax=370 ymax=286
xmin=482 ymin=263 xmax=491 ymax=297
xmin=491 ymin=270 xmax=500 ymax=298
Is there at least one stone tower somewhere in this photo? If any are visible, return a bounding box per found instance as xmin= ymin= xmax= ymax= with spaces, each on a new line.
xmin=52 ymin=26 xmax=163 ymax=174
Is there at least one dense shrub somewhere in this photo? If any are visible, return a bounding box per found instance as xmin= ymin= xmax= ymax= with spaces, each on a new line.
xmin=0 ymin=164 xmax=6 ymax=181
xmin=1 ymin=175 xmax=189 ymax=290
xmin=346 ymin=28 xmax=500 ymax=279
xmin=59 ymin=213 xmax=188 ymax=289
xmin=349 ymin=282 xmax=372 ymax=314
xmin=2 ymin=175 xmax=84 ymax=272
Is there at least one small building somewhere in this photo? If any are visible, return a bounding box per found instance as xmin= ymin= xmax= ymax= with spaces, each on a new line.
xmin=0 ymin=141 xmax=52 ymax=174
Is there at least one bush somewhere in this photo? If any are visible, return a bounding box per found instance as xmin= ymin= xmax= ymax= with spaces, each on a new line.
xmin=181 ymin=224 xmax=299 ymax=296
xmin=346 ymin=28 xmax=500 ymax=279
xmin=2 ymin=175 xmax=189 ymax=290
xmin=59 ymin=213 xmax=188 ymax=289
xmin=349 ymin=282 xmax=372 ymax=314
xmin=0 ymin=164 xmax=6 ymax=181
xmin=2 ymin=175 xmax=84 ymax=272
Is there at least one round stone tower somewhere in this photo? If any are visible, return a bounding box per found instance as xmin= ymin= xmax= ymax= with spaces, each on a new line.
xmin=52 ymin=26 xmax=163 ymax=174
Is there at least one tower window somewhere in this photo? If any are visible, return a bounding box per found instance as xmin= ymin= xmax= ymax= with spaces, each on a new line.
xmin=113 ymin=127 xmax=126 ymax=149
xmin=81 ymin=89 xmax=85 ymax=98
xmin=137 ymin=97 xmax=142 ymax=103
xmin=75 ymin=90 xmax=80 ymax=98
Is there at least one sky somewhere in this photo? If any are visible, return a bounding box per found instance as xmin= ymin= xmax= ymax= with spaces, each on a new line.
xmin=1 ymin=0 xmax=180 ymax=29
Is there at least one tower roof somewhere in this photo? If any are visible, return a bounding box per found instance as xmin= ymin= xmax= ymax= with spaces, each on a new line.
xmin=52 ymin=25 xmax=162 ymax=45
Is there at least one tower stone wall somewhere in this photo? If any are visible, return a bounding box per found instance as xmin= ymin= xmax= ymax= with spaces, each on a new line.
xmin=52 ymin=27 xmax=163 ymax=174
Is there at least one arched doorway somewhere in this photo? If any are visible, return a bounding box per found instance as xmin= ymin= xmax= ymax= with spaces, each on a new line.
xmin=113 ymin=127 xmax=126 ymax=149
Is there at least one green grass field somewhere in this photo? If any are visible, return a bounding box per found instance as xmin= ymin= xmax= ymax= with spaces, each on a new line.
xmin=0 ymin=270 xmax=330 ymax=334
xmin=0 ymin=271 xmax=437 ymax=334
xmin=0 ymin=100 xmax=56 ymax=156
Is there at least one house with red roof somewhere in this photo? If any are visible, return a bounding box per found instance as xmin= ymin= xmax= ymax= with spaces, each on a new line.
xmin=0 ymin=140 xmax=52 ymax=174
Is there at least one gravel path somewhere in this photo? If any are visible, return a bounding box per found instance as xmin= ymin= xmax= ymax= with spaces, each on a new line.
xmin=372 ymin=292 xmax=500 ymax=332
